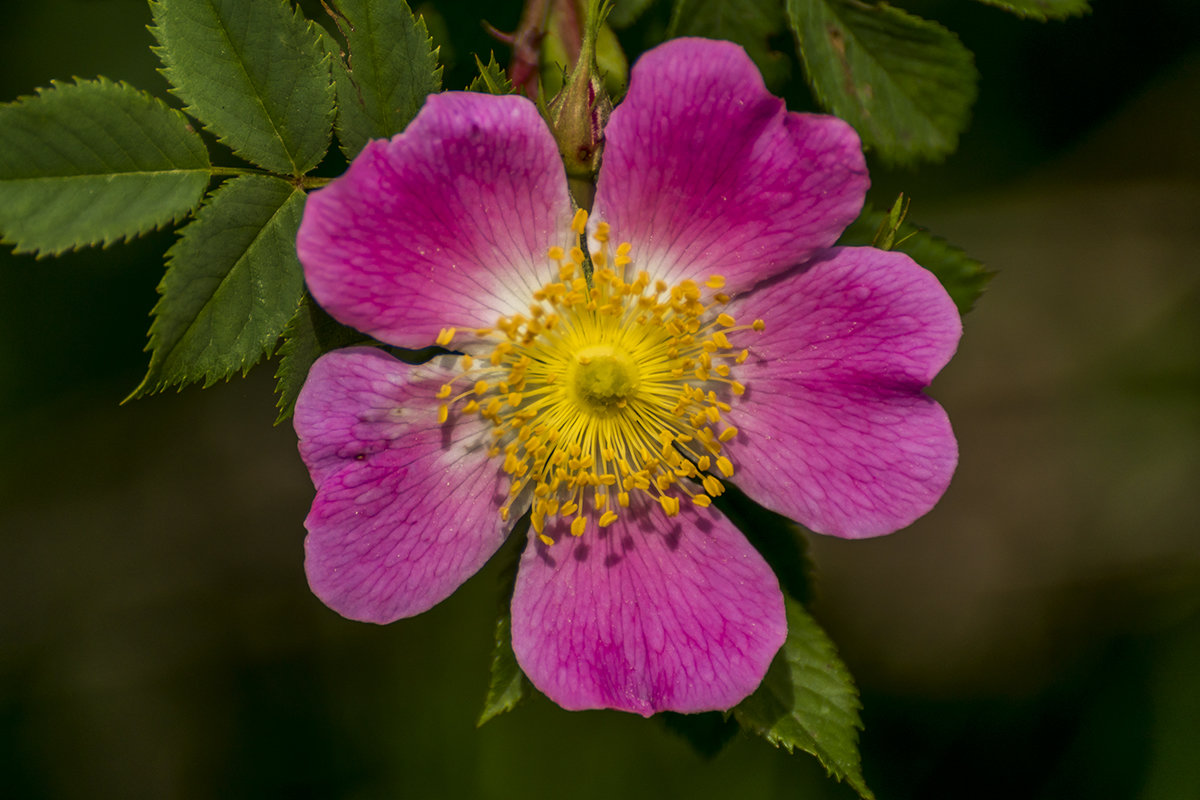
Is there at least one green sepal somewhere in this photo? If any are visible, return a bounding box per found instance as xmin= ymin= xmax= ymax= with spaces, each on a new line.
xmin=273 ymin=294 xmax=374 ymax=424
xmin=324 ymin=0 xmax=443 ymax=161
xmin=478 ymin=519 xmax=535 ymax=727
xmin=130 ymin=175 xmax=307 ymax=399
xmin=467 ymin=53 xmax=515 ymax=95
xmin=150 ymin=0 xmax=334 ymax=175
xmin=734 ymin=597 xmax=874 ymax=800
xmin=838 ymin=204 xmax=993 ymax=316
xmin=786 ymin=0 xmax=978 ymax=165
xmin=667 ymin=0 xmax=791 ymax=89
xmin=0 ymin=77 xmax=209 ymax=257
xmin=972 ymin=0 xmax=1091 ymax=20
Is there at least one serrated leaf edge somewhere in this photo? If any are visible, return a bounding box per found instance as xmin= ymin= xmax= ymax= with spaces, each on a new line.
xmin=0 ymin=76 xmax=212 ymax=257
xmin=148 ymin=0 xmax=335 ymax=176
xmin=128 ymin=176 xmax=305 ymax=400
xmin=788 ymin=0 xmax=978 ymax=164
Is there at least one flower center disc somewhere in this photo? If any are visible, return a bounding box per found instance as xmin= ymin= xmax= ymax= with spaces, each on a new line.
xmin=433 ymin=209 xmax=764 ymax=545
xmin=570 ymin=346 xmax=639 ymax=412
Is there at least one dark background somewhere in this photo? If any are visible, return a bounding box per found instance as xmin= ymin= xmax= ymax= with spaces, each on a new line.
xmin=2 ymin=1 xmax=1198 ymax=797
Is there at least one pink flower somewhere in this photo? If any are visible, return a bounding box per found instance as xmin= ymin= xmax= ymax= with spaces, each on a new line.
xmin=293 ymin=39 xmax=960 ymax=716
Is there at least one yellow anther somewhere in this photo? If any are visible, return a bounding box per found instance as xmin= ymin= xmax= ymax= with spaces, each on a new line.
xmin=435 ymin=327 xmax=456 ymax=346
xmin=434 ymin=237 xmax=760 ymax=536
xmin=659 ymin=494 xmax=681 ymax=517
xmin=437 ymin=404 xmax=449 ymax=424
xmin=730 ymin=381 xmax=746 ymax=396
xmin=752 ymin=319 xmax=765 ymax=331
xmin=571 ymin=208 xmax=588 ymax=234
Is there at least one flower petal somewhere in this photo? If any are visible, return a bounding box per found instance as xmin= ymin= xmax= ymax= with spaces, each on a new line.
xmin=511 ymin=501 xmax=786 ymax=715
xmin=295 ymin=347 xmax=518 ymax=622
xmin=591 ymin=38 xmax=868 ymax=294
xmin=297 ymin=93 xmax=575 ymax=349
xmin=725 ymin=247 xmax=961 ymax=538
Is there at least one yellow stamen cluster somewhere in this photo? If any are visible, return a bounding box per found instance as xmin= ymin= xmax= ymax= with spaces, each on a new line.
xmin=436 ymin=210 xmax=763 ymax=546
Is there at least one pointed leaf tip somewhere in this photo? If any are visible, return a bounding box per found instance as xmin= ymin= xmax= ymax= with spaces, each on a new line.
xmin=734 ymin=598 xmax=874 ymax=800
xmin=0 ymin=78 xmax=209 ymax=256
xmin=132 ymin=175 xmax=307 ymax=399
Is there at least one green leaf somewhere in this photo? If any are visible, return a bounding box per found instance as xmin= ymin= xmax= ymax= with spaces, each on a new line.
xmin=324 ymin=0 xmax=443 ymax=161
xmin=668 ymin=0 xmax=791 ymax=89
xmin=786 ymin=0 xmax=978 ymax=165
xmin=130 ymin=175 xmax=307 ymax=398
xmin=477 ymin=610 xmax=534 ymax=727
xmin=273 ymin=294 xmax=372 ymax=424
xmin=467 ymin=53 xmax=515 ymax=95
xmin=478 ymin=520 xmax=534 ymax=727
xmin=972 ymin=0 xmax=1091 ymax=20
xmin=0 ymin=78 xmax=209 ymax=257
xmin=150 ymin=0 xmax=334 ymax=175
xmin=838 ymin=204 xmax=993 ymax=315
xmin=734 ymin=597 xmax=874 ymax=800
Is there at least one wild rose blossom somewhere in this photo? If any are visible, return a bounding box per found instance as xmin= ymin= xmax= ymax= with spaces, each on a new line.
xmin=293 ymin=38 xmax=961 ymax=716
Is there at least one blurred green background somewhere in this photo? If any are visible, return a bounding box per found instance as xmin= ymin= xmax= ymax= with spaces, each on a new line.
xmin=2 ymin=1 xmax=1198 ymax=797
